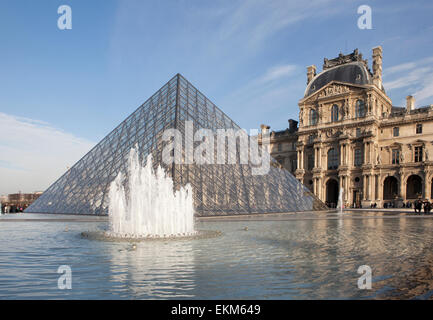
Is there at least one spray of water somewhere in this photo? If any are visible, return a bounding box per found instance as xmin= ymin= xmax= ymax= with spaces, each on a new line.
xmin=337 ymin=187 xmax=344 ymax=214
xmin=105 ymin=147 xmax=195 ymax=238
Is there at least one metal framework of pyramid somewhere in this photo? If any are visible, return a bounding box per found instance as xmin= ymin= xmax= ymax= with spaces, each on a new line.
xmin=26 ymin=74 xmax=326 ymax=216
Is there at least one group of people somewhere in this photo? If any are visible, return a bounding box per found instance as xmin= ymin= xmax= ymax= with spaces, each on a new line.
xmin=413 ymin=199 xmax=432 ymax=214
xmin=1 ymin=204 xmax=25 ymax=214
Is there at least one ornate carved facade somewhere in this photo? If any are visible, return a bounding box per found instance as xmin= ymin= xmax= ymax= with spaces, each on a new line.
xmin=261 ymin=47 xmax=433 ymax=208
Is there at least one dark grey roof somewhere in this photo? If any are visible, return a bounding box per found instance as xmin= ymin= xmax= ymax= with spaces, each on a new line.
xmin=389 ymin=105 xmax=433 ymax=118
xmin=304 ymin=62 xmax=372 ymax=97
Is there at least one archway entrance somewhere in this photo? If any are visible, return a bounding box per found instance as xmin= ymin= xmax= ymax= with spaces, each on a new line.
xmin=326 ymin=179 xmax=339 ymax=208
xmin=406 ymin=175 xmax=423 ymax=199
xmin=383 ymin=176 xmax=399 ymax=200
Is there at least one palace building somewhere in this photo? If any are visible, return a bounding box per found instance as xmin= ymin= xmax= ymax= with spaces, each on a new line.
xmin=262 ymin=47 xmax=433 ymax=208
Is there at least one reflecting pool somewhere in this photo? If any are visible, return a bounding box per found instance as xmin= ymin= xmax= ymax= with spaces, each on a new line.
xmin=1 ymin=212 xmax=433 ymax=299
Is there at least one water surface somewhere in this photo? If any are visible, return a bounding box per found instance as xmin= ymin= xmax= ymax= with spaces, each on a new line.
xmin=0 ymin=212 xmax=432 ymax=299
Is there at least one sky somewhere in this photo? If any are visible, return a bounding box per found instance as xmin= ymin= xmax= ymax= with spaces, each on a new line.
xmin=1 ymin=0 xmax=433 ymax=195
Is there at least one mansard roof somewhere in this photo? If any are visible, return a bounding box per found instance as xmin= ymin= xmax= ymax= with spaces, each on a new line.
xmin=304 ymin=61 xmax=373 ymax=98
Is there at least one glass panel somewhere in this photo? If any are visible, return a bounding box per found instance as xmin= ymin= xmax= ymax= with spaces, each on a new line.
xmin=26 ymin=74 xmax=326 ymax=216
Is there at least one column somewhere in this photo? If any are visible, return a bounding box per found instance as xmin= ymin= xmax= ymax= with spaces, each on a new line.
xmin=374 ymin=174 xmax=379 ymax=200
xmin=342 ymin=145 xmax=346 ymax=165
xmin=364 ymin=143 xmax=369 ymax=165
xmin=425 ymin=174 xmax=431 ymax=200
xmin=348 ymin=146 xmax=353 ymax=167
xmin=297 ymin=150 xmax=301 ymax=169
xmin=300 ymin=149 xmax=304 ymax=169
xmin=363 ymin=175 xmax=367 ymax=200
xmin=314 ymin=148 xmax=318 ymax=168
xmin=367 ymin=143 xmax=370 ymax=164
xmin=346 ymin=144 xmax=350 ymax=166
xmin=368 ymin=175 xmax=372 ymax=200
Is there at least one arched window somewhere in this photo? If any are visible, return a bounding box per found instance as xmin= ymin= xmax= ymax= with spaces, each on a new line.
xmin=327 ymin=148 xmax=339 ymax=170
xmin=331 ymin=104 xmax=339 ymax=122
xmin=309 ymin=109 xmax=318 ymax=125
xmin=356 ymin=100 xmax=365 ymax=118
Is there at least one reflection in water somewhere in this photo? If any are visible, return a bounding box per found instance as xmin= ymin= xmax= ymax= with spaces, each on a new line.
xmin=249 ymin=217 xmax=433 ymax=299
xmin=109 ymin=241 xmax=195 ymax=298
xmin=2 ymin=213 xmax=433 ymax=299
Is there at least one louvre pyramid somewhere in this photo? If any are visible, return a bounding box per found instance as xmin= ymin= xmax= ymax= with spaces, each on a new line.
xmin=26 ymin=74 xmax=326 ymax=216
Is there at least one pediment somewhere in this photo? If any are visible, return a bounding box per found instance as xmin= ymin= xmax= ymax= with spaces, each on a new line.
xmin=386 ymin=142 xmax=403 ymax=149
xmin=301 ymin=81 xmax=368 ymax=103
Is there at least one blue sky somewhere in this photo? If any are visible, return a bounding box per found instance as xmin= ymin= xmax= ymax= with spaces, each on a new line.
xmin=1 ymin=0 xmax=433 ymax=194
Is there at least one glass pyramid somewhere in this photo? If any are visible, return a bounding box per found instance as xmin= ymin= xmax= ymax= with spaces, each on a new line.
xmin=26 ymin=74 xmax=326 ymax=215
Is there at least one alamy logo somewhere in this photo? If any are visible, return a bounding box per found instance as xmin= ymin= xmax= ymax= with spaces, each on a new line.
xmin=57 ymin=5 xmax=72 ymax=30
xmin=357 ymin=265 xmax=372 ymax=289
xmin=57 ymin=265 xmax=72 ymax=289
xmin=161 ymin=121 xmax=271 ymax=175
xmin=357 ymin=5 xmax=372 ymax=30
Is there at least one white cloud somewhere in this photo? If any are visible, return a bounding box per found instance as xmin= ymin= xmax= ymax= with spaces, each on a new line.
xmin=0 ymin=113 xmax=95 ymax=195
xmin=215 ymin=0 xmax=345 ymax=49
xmin=225 ymin=63 xmax=299 ymax=100
xmin=260 ymin=64 xmax=298 ymax=83
xmin=220 ymin=63 xmax=303 ymax=129
xmin=383 ymin=56 xmax=433 ymax=106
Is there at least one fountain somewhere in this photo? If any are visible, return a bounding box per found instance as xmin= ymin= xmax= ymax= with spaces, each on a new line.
xmin=104 ymin=147 xmax=195 ymax=239
xmin=337 ymin=187 xmax=344 ymax=214
xmin=81 ymin=146 xmax=221 ymax=241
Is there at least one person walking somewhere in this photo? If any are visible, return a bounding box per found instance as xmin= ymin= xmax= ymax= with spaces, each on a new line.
xmin=414 ymin=199 xmax=422 ymax=213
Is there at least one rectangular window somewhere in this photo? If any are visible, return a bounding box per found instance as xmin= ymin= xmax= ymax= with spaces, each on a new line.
xmin=415 ymin=146 xmax=423 ymax=162
xmin=393 ymin=127 xmax=399 ymax=137
xmin=356 ymin=128 xmax=361 ymax=137
xmin=354 ymin=149 xmax=363 ymax=166
xmin=328 ymin=149 xmax=339 ymax=170
xmin=392 ymin=149 xmax=400 ymax=164
xmin=307 ymin=154 xmax=314 ymax=170
xmin=291 ymin=158 xmax=297 ymax=172
xmin=416 ymin=124 xmax=423 ymax=134
xmin=277 ymin=143 xmax=282 ymax=152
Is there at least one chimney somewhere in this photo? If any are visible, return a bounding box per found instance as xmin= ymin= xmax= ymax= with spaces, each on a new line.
xmin=288 ymin=119 xmax=298 ymax=132
xmin=372 ymin=46 xmax=383 ymax=89
xmin=307 ymin=65 xmax=317 ymax=84
xmin=260 ymin=124 xmax=270 ymax=134
xmin=406 ymin=95 xmax=415 ymax=111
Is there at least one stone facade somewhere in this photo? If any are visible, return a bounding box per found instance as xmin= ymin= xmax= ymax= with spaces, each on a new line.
xmin=261 ymin=47 xmax=433 ymax=208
